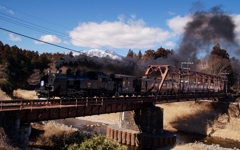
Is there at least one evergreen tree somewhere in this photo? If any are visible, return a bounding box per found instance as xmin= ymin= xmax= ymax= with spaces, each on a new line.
xmin=126 ymin=49 xmax=134 ymax=58
xmin=136 ymin=50 xmax=142 ymax=60
xmin=210 ymin=43 xmax=229 ymax=59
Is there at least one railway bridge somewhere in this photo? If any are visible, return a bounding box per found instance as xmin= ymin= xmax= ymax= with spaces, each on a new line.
xmin=0 ymin=93 xmax=227 ymax=149
xmin=0 ymin=65 xmax=229 ymax=149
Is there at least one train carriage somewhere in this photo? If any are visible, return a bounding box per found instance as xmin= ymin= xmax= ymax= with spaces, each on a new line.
xmin=80 ymin=71 xmax=114 ymax=97
xmin=110 ymin=74 xmax=135 ymax=97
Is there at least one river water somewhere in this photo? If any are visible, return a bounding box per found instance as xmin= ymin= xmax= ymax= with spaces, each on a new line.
xmin=55 ymin=118 xmax=240 ymax=149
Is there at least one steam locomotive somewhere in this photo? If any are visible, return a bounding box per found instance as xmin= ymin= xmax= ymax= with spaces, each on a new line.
xmin=36 ymin=68 xmax=225 ymax=99
xmin=36 ymin=69 xmax=149 ymax=99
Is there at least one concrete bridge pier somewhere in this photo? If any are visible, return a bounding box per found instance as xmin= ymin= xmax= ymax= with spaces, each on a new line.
xmin=0 ymin=111 xmax=31 ymax=148
xmin=106 ymin=103 xmax=176 ymax=149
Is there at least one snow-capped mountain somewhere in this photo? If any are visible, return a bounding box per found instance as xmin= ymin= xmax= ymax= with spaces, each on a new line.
xmin=72 ymin=49 xmax=123 ymax=60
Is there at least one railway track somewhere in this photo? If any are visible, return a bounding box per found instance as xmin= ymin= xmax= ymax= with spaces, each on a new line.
xmin=0 ymin=92 xmax=226 ymax=111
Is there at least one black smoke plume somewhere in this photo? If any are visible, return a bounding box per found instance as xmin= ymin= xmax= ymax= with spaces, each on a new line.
xmin=154 ymin=6 xmax=240 ymax=69
xmin=55 ymin=54 xmax=142 ymax=76
xmin=177 ymin=6 xmax=239 ymax=63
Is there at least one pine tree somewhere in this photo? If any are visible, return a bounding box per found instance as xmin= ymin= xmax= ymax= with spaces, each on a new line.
xmin=126 ymin=49 xmax=134 ymax=58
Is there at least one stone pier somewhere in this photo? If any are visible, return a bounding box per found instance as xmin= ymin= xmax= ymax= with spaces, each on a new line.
xmin=0 ymin=111 xmax=31 ymax=148
xmin=106 ymin=103 xmax=176 ymax=149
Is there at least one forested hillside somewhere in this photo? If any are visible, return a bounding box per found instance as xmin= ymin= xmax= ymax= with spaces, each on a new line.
xmin=0 ymin=41 xmax=67 ymax=93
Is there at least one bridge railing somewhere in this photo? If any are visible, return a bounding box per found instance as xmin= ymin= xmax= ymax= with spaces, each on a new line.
xmin=0 ymin=96 xmax=155 ymax=111
xmin=1 ymin=92 xmax=227 ymax=111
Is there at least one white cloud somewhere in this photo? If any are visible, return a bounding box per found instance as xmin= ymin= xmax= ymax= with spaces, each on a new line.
xmin=0 ymin=5 xmax=14 ymax=15
xmin=8 ymin=10 xmax=14 ymax=15
xmin=35 ymin=34 xmax=61 ymax=44
xmin=117 ymin=14 xmax=124 ymax=22
xmin=8 ymin=33 xmax=21 ymax=41
xmin=165 ymin=41 xmax=175 ymax=47
xmin=63 ymin=41 xmax=69 ymax=45
xmin=167 ymin=15 xmax=192 ymax=35
xmin=69 ymin=16 xmax=171 ymax=50
xmin=168 ymin=11 xmax=176 ymax=15
xmin=0 ymin=5 xmax=5 ymax=10
xmin=232 ymin=14 xmax=240 ymax=41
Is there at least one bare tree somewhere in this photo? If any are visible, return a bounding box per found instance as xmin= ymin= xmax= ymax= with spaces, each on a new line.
xmin=197 ymin=55 xmax=231 ymax=76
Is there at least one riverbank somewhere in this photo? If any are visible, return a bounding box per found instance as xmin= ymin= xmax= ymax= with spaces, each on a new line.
xmin=29 ymin=118 xmax=238 ymax=150
xmin=157 ymin=101 xmax=240 ymax=141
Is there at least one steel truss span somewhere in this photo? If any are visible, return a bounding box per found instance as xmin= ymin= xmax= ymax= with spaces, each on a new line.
xmin=145 ymin=65 xmax=226 ymax=99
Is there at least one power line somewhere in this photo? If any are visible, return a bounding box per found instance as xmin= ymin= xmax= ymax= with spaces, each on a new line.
xmin=0 ymin=4 xmax=104 ymax=47
xmin=0 ymin=12 xmax=66 ymax=37
xmin=0 ymin=27 xmax=81 ymax=53
xmin=0 ymin=12 xmax=92 ymax=46
xmin=0 ymin=4 xmax=68 ymax=30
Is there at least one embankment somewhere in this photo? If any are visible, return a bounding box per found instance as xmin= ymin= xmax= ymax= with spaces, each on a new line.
xmin=157 ymin=101 xmax=240 ymax=141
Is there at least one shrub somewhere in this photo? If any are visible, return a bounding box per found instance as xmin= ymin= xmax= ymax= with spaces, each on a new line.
xmin=51 ymin=131 xmax=89 ymax=150
xmin=78 ymin=135 xmax=127 ymax=150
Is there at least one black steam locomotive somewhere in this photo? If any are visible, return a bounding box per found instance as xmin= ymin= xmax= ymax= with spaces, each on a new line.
xmin=35 ymin=69 xmax=156 ymax=99
xmin=36 ymin=67 xmax=225 ymax=99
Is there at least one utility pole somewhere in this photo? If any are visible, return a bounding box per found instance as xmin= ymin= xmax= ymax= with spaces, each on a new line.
xmin=220 ymin=70 xmax=229 ymax=93
xmin=237 ymin=75 xmax=239 ymax=94
xmin=181 ymin=58 xmax=194 ymax=71
xmin=181 ymin=58 xmax=194 ymax=93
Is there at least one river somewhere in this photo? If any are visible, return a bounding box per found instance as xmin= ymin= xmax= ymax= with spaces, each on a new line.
xmin=55 ymin=118 xmax=240 ymax=149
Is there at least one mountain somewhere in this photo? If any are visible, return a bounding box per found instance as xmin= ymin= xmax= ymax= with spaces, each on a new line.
xmin=72 ymin=49 xmax=123 ymax=60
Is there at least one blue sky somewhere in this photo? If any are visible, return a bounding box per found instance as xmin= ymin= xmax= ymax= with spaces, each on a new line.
xmin=0 ymin=0 xmax=240 ymax=57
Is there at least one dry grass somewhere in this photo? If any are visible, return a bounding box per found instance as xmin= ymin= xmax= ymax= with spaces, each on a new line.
xmin=171 ymin=142 xmax=234 ymax=150
xmin=29 ymin=121 xmax=77 ymax=147
xmin=77 ymin=113 xmax=120 ymax=124
xmin=0 ymin=89 xmax=11 ymax=100
xmin=157 ymin=101 xmax=240 ymax=141
xmin=157 ymin=101 xmax=214 ymax=134
xmin=13 ymin=89 xmax=38 ymax=99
